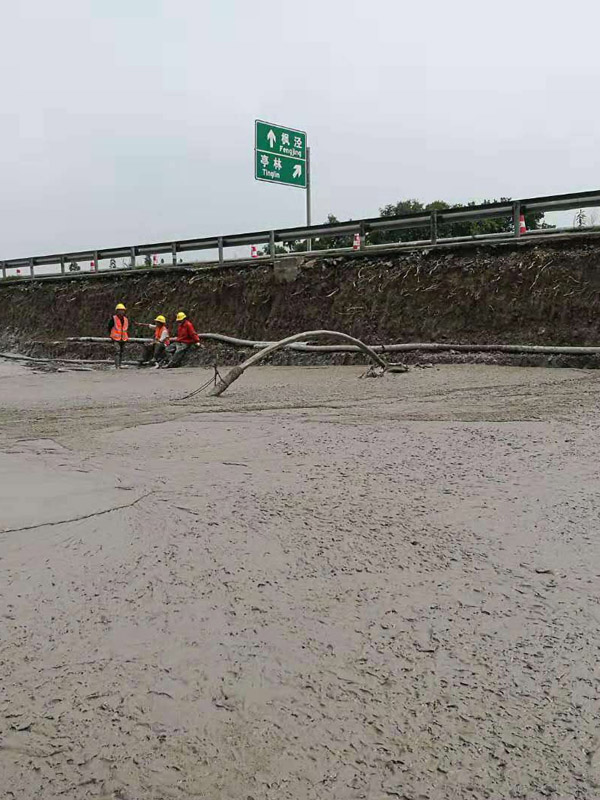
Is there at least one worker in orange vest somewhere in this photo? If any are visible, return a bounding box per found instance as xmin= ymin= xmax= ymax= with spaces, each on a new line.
xmin=136 ymin=314 xmax=171 ymax=367
xmin=107 ymin=303 xmax=129 ymax=369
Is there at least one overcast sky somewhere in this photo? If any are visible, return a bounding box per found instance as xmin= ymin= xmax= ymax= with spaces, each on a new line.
xmin=1 ymin=0 xmax=598 ymax=260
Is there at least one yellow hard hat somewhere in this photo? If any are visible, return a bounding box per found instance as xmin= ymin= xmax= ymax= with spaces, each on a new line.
xmin=154 ymin=314 xmax=166 ymax=324
xmin=176 ymin=311 xmax=187 ymax=322
xmin=115 ymin=303 xmax=126 ymax=311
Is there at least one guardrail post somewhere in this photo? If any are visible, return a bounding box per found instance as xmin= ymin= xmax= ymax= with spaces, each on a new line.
xmin=359 ymin=221 xmax=366 ymax=250
xmin=430 ymin=210 xmax=438 ymax=245
xmin=269 ymin=231 xmax=276 ymax=261
xmin=1 ymin=262 xmax=6 ymax=280
xmin=513 ymin=201 xmax=521 ymax=238
xmin=218 ymin=237 xmax=224 ymax=265
xmin=171 ymin=243 xmax=177 ymax=266
xmin=29 ymin=258 xmax=34 ymax=278
xmin=60 ymin=256 xmax=66 ymax=275
xmin=130 ymin=247 xmax=136 ymax=268
xmin=93 ymin=251 xmax=99 ymax=272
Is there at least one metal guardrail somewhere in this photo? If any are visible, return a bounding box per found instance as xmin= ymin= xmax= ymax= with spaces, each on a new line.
xmin=2 ymin=189 xmax=600 ymax=281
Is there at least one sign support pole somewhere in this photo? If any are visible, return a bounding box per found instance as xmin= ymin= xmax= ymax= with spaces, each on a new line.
xmin=306 ymin=146 xmax=312 ymax=252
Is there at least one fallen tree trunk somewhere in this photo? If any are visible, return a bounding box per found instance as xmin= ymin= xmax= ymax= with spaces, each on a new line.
xmin=0 ymin=352 xmax=119 ymax=365
xmin=209 ymin=330 xmax=388 ymax=396
xmin=66 ymin=334 xmax=600 ymax=356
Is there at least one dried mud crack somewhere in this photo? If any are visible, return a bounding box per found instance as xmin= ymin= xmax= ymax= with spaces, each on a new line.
xmin=0 ymin=492 xmax=151 ymax=535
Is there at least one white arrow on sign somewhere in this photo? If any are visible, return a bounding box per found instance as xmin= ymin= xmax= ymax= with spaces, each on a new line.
xmin=293 ymin=164 xmax=302 ymax=178
xmin=267 ymin=129 xmax=276 ymax=148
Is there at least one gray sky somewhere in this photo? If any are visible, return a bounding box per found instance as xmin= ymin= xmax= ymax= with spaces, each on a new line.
xmin=1 ymin=0 xmax=598 ymax=260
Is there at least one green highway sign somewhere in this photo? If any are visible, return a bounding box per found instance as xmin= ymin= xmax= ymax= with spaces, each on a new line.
xmin=255 ymin=149 xmax=306 ymax=187
xmin=255 ymin=120 xmax=307 ymax=188
xmin=256 ymin=121 xmax=306 ymax=160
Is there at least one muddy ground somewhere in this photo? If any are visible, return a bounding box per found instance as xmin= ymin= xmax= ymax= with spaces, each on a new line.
xmin=1 ymin=361 xmax=600 ymax=799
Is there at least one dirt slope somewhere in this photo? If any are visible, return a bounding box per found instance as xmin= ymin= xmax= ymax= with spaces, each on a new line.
xmin=2 ymin=237 xmax=600 ymax=362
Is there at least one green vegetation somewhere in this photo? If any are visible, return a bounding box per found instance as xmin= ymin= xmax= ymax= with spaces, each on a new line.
xmin=264 ymin=198 xmax=552 ymax=254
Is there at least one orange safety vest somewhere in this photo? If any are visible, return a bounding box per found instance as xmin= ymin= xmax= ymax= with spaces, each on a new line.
xmin=154 ymin=324 xmax=170 ymax=346
xmin=110 ymin=315 xmax=129 ymax=342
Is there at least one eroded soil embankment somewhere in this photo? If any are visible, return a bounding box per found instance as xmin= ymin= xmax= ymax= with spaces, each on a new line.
xmin=2 ymin=237 xmax=600 ymax=363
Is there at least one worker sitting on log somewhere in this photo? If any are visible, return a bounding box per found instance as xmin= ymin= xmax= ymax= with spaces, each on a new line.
xmin=108 ymin=303 xmax=129 ymax=369
xmin=162 ymin=311 xmax=200 ymax=368
xmin=136 ymin=314 xmax=171 ymax=368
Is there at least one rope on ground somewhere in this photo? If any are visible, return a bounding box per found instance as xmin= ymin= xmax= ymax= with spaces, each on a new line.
xmin=175 ymin=365 xmax=224 ymax=402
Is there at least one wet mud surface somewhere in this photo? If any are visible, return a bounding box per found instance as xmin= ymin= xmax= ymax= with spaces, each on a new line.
xmin=1 ymin=362 xmax=600 ymax=799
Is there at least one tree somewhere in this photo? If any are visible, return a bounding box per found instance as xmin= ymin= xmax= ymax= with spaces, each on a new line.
xmin=368 ymin=199 xmax=430 ymax=245
xmin=368 ymin=198 xmax=550 ymax=246
xmin=260 ymin=214 xmax=356 ymax=255
xmin=259 ymin=198 xmax=553 ymax=257
xmin=313 ymin=214 xmax=355 ymax=250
